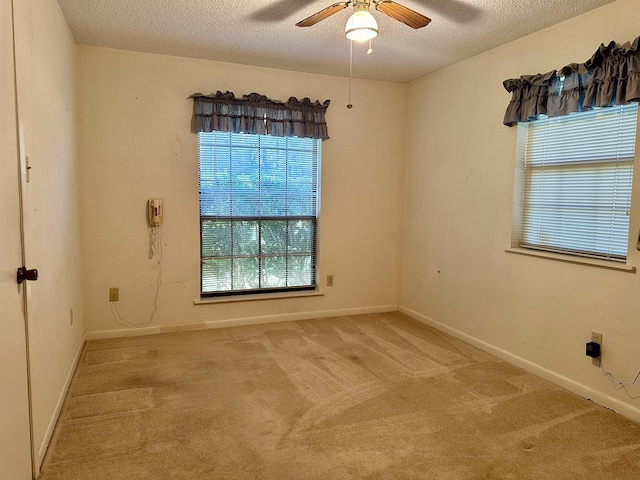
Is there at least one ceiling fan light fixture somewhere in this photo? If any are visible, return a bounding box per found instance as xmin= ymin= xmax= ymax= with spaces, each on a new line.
xmin=345 ymin=10 xmax=378 ymax=42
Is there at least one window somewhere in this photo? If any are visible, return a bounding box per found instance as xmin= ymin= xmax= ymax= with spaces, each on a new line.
xmin=514 ymin=103 xmax=638 ymax=261
xmin=199 ymin=131 xmax=319 ymax=296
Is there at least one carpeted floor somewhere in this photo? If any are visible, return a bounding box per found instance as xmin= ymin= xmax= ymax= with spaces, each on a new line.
xmin=39 ymin=312 xmax=640 ymax=479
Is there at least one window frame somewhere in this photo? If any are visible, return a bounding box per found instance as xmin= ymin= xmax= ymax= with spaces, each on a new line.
xmin=510 ymin=103 xmax=639 ymax=264
xmin=198 ymin=131 xmax=321 ymax=298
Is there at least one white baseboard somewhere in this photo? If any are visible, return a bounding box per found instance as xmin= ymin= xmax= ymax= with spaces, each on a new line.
xmin=399 ymin=306 xmax=640 ymax=425
xmin=85 ymin=304 xmax=400 ymax=341
xmin=35 ymin=332 xmax=86 ymax=476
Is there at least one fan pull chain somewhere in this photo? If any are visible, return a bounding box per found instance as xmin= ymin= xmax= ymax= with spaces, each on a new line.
xmin=367 ymin=38 xmax=373 ymax=55
xmin=347 ymin=39 xmax=353 ymax=109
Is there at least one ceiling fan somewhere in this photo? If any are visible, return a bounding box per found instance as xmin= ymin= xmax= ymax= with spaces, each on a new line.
xmin=296 ymin=0 xmax=431 ymax=40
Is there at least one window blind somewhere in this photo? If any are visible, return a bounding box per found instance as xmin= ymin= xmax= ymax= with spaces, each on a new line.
xmin=517 ymin=103 xmax=638 ymax=261
xmin=198 ymin=131 xmax=319 ymax=295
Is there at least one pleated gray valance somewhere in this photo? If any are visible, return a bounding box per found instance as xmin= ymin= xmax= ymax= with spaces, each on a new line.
xmin=503 ymin=35 xmax=640 ymax=126
xmin=190 ymin=91 xmax=330 ymax=139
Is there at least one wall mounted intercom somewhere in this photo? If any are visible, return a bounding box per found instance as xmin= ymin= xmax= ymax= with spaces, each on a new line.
xmin=148 ymin=198 xmax=163 ymax=226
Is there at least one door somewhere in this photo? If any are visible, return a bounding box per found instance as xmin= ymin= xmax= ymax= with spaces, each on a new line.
xmin=0 ymin=0 xmax=34 ymax=478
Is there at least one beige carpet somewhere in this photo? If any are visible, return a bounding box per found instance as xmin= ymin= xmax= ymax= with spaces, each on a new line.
xmin=39 ymin=312 xmax=640 ymax=479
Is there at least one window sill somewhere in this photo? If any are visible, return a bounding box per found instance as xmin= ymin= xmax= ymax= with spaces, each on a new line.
xmin=194 ymin=289 xmax=324 ymax=305
xmin=505 ymin=247 xmax=636 ymax=273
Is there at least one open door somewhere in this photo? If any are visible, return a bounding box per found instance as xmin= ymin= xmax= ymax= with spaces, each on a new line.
xmin=0 ymin=0 xmax=34 ymax=478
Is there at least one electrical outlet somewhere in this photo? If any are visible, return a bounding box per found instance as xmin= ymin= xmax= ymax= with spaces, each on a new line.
xmin=326 ymin=275 xmax=334 ymax=287
xmin=591 ymin=331 xmax=603 ymax=345
xmin=109 ymin=288 xmax=119 ymax=302
xmin=591 ymin=331 xmax=603 ymax=365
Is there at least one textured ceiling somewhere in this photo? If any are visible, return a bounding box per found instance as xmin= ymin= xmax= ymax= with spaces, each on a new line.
xmin=56 ymin=0 xmax=616 ymax=83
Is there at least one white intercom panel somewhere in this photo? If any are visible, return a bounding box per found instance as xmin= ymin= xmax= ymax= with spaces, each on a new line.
xmin=148 ymin=198 xmax=163 ymax=226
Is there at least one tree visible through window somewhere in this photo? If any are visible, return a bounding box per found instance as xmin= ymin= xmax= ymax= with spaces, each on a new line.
xmin=199 ymin=131 xmax=319 ymax=295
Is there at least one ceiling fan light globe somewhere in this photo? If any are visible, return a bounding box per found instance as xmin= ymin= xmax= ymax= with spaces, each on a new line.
xmin=345 ymin=10 xmax=378 ymax=42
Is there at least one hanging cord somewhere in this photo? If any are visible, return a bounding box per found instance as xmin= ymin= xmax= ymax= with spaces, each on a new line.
xmin=148 ymin=225 xmax=158 ymax=259
xmin=598 ymin=359 xmax=640 ymax=400
xmin=347 ymin=39 xmax=353 ymax=109
xmin=367 ymin=38 xmax=373 ymax=55
xmin=111 ymin=225 xmax=163 ymax=328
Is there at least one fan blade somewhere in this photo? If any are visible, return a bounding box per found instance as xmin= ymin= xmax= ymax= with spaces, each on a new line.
xmin=374 ymin=1 xmax=431 ymax=29
xmin=296 ymin=2 xmax=350 ymax=27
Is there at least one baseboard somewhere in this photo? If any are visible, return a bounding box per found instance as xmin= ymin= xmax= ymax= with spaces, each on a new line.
xmin=35 ymin=332 xmax=86 ymax=476
xmin=85 ymin=304 xmax=400 ymax=341
xmin=399 ymin=306 xmax=640 ymax=425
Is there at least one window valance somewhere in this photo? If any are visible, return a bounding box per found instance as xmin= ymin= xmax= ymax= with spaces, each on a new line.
xmin=503 ymin=35 xmax=640 ymax=126
xmin=190 ymin=91 xmax=330 ymax=139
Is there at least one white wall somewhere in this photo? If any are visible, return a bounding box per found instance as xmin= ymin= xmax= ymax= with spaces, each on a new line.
xmin=401 ymin=0 xmax=640 ymax=421
xmin=77 ymin=47 xmax=405 ymax=334
xmin=13 ymin=0 xmax=84 ymax=472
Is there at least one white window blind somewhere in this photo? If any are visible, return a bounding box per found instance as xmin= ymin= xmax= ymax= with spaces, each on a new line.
xmin=517 ymin=103 xmax=638 ymax=261
xmin=198 ymin=131 xmax=319 ymax=295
